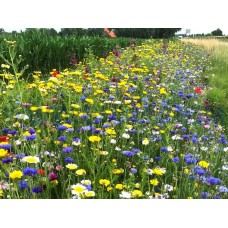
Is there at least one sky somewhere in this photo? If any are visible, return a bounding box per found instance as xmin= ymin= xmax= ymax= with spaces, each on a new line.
xmin=0 ymin=1 xmax=227 ymax=35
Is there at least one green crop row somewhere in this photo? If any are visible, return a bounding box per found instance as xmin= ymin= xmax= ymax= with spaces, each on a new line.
xmin=0 ymin=30 xmax=143 ymax=77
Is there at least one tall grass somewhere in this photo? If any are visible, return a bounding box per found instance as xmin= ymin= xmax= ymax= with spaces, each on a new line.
xmin=183 ymin=38 xmax=228 ymax=133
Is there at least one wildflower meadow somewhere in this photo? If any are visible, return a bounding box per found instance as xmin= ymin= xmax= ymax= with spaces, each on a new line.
xmin=0 ymin=38 xmax=227 ymax=199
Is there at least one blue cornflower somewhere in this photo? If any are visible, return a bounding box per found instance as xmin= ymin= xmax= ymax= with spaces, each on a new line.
xmin=161 ymin=147 xmax=168 ymax=152
xmin=214 ymin=195 xmax=221 ymax=199
xmin=202 ymin=192 xmax=210 ymax=199
xmin=66 ymin=128 xmax=74 ymax=132
xmin=172 ymin=157 xmax=180 ymax=163
xmin=18 ymin=180 xmax=28 ymax=190
xmin=218 ymin=186 xmax=228 ymax=193
xmin=154 ymin=156 xmax=161 ymax=162
xmin=15 ymin=153 xmax=25 ymax=159
xmin=108 ymin=115 xmax=116 ymax=121
xmin=93 ymin=118 xmax=100 ymax=124
xmin=130 ymin=168 xmax=137 ymax=174
xmin=0 ymin=144 xmax=11 ymax=149
xmin=206 ymin=177 xmax=222 ymax=185
xmin=8 ymin=130 xmax=17 ymax=135
xmin=25 ymin=135 xmax=37 ymax=141
xmin=62 ymin=147 xmax=73 ymax=154
xmin=194 ymin=166 xmax=206 ymax=176
xmin=58 ymin=136 xmax=67 ymax=141
xmin=23 ymin=167 xmax=38 ymax=176
xmin=185 ymin=157 xmax=197 ymax=165
xmin=32 ymin=186 xmax=42 ymax=194
xmin=2 ymin=158 xmax=13 ymax=164
xmin=28 ymin=128 xmax=36 ymax=134
xmin=191 ymin=137 xmax=198 ymax=143
xmin=57 ymin=125 xmax=67 ymax=131
xmin=64 ymin=157 xmax=74 ymax=163
xmin=80 ymin=96 xmax=86 ymax=101
xmin=122 ymin=151 xmax=134 ymax=157
xmin=131 ymin=148 xmax=140 ymax=154
xmin=2 ymin=128 xmax=9 ymax=133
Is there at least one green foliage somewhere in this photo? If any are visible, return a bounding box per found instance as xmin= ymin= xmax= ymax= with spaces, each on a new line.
xmin=211 ymin=28 xmax=223 ymax=36
xmin=0 ymin=30 xmax=143 ymax=77
xmin=113 ymin=28 xmax=181 ymax=38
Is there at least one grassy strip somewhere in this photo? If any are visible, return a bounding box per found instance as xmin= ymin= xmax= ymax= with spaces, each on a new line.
xmin=183 ymin=39 xmax=228 ymax=133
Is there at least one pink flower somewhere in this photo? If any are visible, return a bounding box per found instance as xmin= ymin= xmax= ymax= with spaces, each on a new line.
xmin=204 ymin=125 xmax=210 ymax=129
xmin=48 ymin=172 xmax=57 ymax=181
xmin=55 ymin=165 xmax=63 ymax=171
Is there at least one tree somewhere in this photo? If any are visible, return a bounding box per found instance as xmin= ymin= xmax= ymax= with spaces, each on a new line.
xmin=112 ymin=28 xmax=181 ymax=38
xmin=211 ymin=28 xmax=223 ymax=36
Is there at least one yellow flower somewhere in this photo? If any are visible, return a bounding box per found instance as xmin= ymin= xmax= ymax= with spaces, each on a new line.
xmin=160 ymin=87 xmax=167 ymax=95
xmin=115 ymin=184 xmax=123 ymax=190
xmin=152 ymin=168 xmax=165 ymax=175
xmin=107 ymin=186 xmax=113 ymax=191
xmin=106 ymin=128 xmax=116 ymax=135
xmin=198 ymin=161 xmax=209 ymax=168
xmin=0 ymin=189 xmax=3 ymax=197
xmin=131 ymin=190 xmax=143 ymax=198
xmin=21 ymin=156 xmax=40 ymax=163
xmin=113 ymin=169 xmax=124 ymax=174
xmin=30 ymin=106 xmax=39 ymax=111
xmin=184 ymin=168 xmax=189 ymax=174
xmin=135 ymin=183 xmax=140 ymax=188
xmin=169 ymin=112 xmax=175 ymax=117
xmin=85 ymin=98 xmax=94 ymax=105
xmin=66 ymin=163 xmax=78 ymax=170
xmin=89 ymin=135 xmax=101 ymax=142
xmin=71 ymin=184 xmax=88 ymax=195
xmin=150 ymin=179 xmax=159 ymax=186
xmin=76 ymin=169 xmax=86 ymax=175
xmin=0 ymin=149 xmax=8 ymax=158
xmin=142 ymin=138 xmax=149 ymax=145
xmin=85 ymin=191 xmax=95 ymax=197
xmin=51 ymin=180 xmax=59 ymax=185
xmin=9 ymin=170 xmax=23 ymax=180
xmin=99 ymin=179 xmax=110 ymax=187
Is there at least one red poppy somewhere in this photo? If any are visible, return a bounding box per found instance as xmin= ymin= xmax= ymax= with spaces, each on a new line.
xmin=83 ymin=75 xmax=88 ymax=79
xmin=37 ymin=169 xmax=45 ymax=176
xmin=194 ymin=87 xmax=202 ymax=94
xmin=51 ymin=70 xmax=58 ymax=77
xmin=0 ymin=136 xmax=9 ymax=142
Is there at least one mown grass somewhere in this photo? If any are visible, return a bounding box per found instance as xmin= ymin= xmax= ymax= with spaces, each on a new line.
xmin=183 ymin=38 xmax=228 ymax=133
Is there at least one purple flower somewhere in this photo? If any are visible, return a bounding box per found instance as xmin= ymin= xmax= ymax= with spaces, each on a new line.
xmin=49 ymin=172 xmax=57 ymax=181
